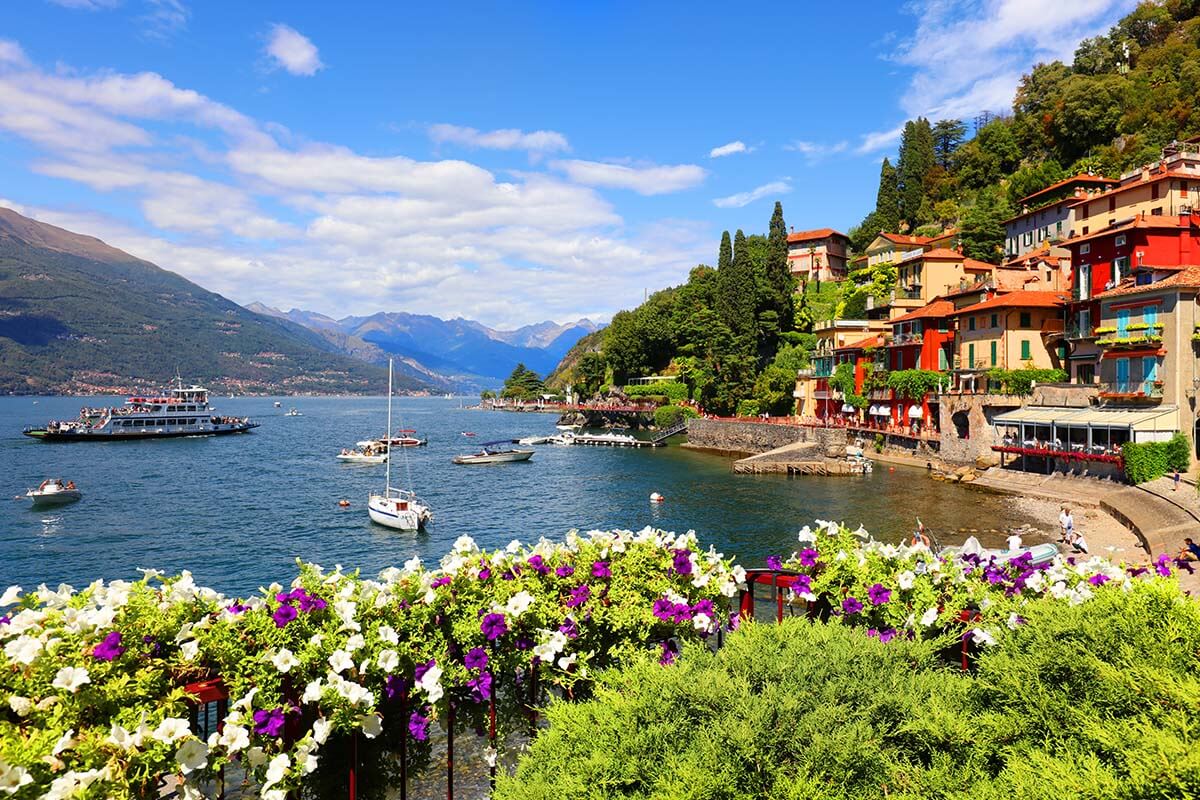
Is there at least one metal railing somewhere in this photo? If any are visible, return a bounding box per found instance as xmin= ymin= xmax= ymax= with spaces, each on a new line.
xmin=1098 ymin=380 xmax=1163 ymax=398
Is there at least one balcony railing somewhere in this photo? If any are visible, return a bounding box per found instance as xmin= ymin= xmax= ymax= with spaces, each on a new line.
xmin=889 ymin=332 xmax=924 ymax=346
xmin=1098 ymin=380 xmax=1164 ymax=400
xmin=1095 ymin=333 xmax=1163 ymax=349
xmin=1065 ymin=322 xmax=1096 ymax=340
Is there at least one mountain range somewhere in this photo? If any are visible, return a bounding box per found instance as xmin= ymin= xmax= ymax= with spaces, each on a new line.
xmin=245 ymin=304 xmax=602 ymax=388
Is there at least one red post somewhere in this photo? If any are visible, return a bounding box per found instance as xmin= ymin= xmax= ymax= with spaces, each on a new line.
xmin=739 ymin=587 xmax=754 ymax=620
xmin=775 ymin=575 xmax=784 ymax=623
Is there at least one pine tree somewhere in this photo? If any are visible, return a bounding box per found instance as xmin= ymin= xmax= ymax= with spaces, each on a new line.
xmin=897 ymin=118 xmax=936 ymax=229
xmin=932 ymin=119 xmax=966 ymax=169
xmin=874 ymin=158 xmax=900 ymax=233
xmin=718 ymin=230 xmax=732 ymax=272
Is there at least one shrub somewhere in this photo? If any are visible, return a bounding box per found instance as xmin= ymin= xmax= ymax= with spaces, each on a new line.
xmin=1123 ymin=433 xmax=1190 ymax=483
xmin=986 ymin=368 xmax=1067 ymax=396
xmin=623 ymin=382 xmax=688 ymax=402
xmin=736 ymin=399 xmax=761 ymax=417
xmin=652 ymin=404 xmax=697 ymax=428
xmin=874 ymin=433 xmax=885 ymax=453
xmin=886 ymin=368 xmax=945 ymax=400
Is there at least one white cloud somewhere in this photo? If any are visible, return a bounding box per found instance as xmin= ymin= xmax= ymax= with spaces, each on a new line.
xmin=855 ymin=124 xmax=905 ymax=154
xmin=0 ymin=42 xmax=712 ymax=327
xmin=891 ymin=0 xmax=1135 ymax=120
xmin=140 ymin=0 xmax=189 ymax=39
xmin=784 ymin=140 xmax=848 ymax=161
xmin=0 ymin=40 xmax=28 ymax=67
xmin=428 ymin=124 xmax=569 ymax=155
xmin=265 ymin=24 xmax=323 ymax=77
xmin=550 ymin=159 xmax=707 ymax=196
xmin=709 ymin=140 xmax=749 ymax=158
xmin=45 ymin=0 xmax=120 ymax=8
xmin=712 ymin=180 xmax=792 ymax=209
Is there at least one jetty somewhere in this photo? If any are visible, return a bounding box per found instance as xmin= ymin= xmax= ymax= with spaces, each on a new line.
xmin=573 ymin=432 xmax=661 ymax=448
xmin=731 ymin=440 xmax=869 ymax=475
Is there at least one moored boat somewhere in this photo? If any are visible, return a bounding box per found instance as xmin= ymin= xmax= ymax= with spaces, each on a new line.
xmin=357 ymin=429 xmax=427 ymax=448
xmin=285 ymin=408 xmax=302 ymax=417
xmin=368 ymin=360 xmax=432 ymax=530
xmin=25 ymin=479 xmax=81 ymax=508
xmin=338 ymin=449 xmax=387 ymax=464
xmin=452 ymin=442 xmax=535 ymax=465
xmin=940 ymin=536 xmax=1059 ymax=567
xmin=22 ymin=380 xmax=257 ymax=441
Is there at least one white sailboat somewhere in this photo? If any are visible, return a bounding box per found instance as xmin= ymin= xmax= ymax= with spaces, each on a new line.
xmin=368 ymin=360 xmax=432 ymax=531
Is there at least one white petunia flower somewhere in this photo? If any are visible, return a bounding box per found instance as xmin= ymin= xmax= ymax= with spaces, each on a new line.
xmin=557 ymin=652 xmax=577 ymax=670
xmin=302 ymin=679 xmax=324 ymax=703
xmin=51 ymin=666 xmax=90 ymax=693
xmin=7 ymin=696 xmax=31 ymax=718
xmin=360 ymin=713 xmax=383 ymax=739
xmin=896 ymin=571 xmax=915 ymax=590
xmin=0 ymin=586 xmax=20 ymax=606
xmin=263 ymin=753 xmax=290 ymax=789
xmin=919 ymin=607 xmax=939 ymax=627
xmin=312 ymin=718 xmax=332 ymax=745
xmin=328 ymin=649 xmax=354 ymax=673
xmin=970 ymin=628 xmax=997 ymax=647
xmin=344 ymin=634 xmax=365 ymax=653
xmin=4 ymin=635 xmax=42 ymax=666
xmin=377 ymin=649 xmax=399 ymax=673
xmin=180 ymin=640 xmax=199 ymax=661
xmin=797 ymin=526 xmax=815 ymax=543
xmin=416 ymin=661 xmax=443 ymax=703
xmin=176 ymin=738 xmax=208 ymax=774
xmin=506 ymin=591 xmax=535 ymax=618
xmin=218 ymin=724 xmax=249 ymax=753
xmin=246 ymin=746 xmax=267 ymax=768
xmin=271 ymin=648 xmax=300 ymax=674
xmin=153 ymin=717 xmax=192 ymax=743
xmin=377 ymin=624 xmax=399 ymax=645
xmin=0 ymin=759 xmax=33 ymax=794
xmin=692 ymin=613 xmax=714 ymax=634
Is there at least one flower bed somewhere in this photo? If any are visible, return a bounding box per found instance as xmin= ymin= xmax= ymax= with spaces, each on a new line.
xmin=0 ymin=529 xmax=741 ymax=799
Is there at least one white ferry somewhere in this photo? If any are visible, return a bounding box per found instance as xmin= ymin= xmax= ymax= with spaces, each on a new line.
xmin=23 ymin=381 xmax=259 ymax=441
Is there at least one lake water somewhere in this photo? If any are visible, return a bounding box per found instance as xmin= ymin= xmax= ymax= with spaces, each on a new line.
xmin=0 ymin=396 xmax=1042 ymax=595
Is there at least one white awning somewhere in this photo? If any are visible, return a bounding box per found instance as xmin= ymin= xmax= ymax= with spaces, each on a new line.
xmin=868 ymin=405 xmax=881 ymax=415
xmin=841 ymin=404 xmax=856 ymax=413
xmin=992 ymin=406 xmax=1178 ymax=431
xmin=907 ymin=404 xmax=924 ymax=418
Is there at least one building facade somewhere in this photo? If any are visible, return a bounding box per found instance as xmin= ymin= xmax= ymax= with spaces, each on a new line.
xmin=787 ymin=228 xmax=850 ymax=283
xmin=1004 ymin=173 xmax=1118 ymax=259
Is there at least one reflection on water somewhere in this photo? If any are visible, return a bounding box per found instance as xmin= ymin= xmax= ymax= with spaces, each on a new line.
xmin=0 ymin=396 xmax=1044 ymax=595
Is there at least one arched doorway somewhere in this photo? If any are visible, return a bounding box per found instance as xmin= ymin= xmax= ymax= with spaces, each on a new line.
xmin=952 ymin=410 xmax=970 ymax=440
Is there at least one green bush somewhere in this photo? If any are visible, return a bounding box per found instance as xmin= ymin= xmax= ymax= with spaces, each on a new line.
xmin=986 ymin=368 xmax=1067 ymax=396
xmin=497 ymin=582 xmax=1200 ymax=800
xmin=623 ymin=382 xmax=688 ymax=401
xmin=886 ymin=368 xmax=945 ymax=400
xmin=652 ymin=404 xmax=698 ymax=428
xmin=736 ymin=399 xmax=761 ymax=417
xmin=874 ymin=433 xmax=885 ymax=453
xmin=1123 ymin=433 xmax=1190 ymax=483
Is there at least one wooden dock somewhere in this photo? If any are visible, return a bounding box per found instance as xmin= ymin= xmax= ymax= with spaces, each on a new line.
xmin=733 ymin=459 xmax=862 ymax=475
xmin=572 ymin=434 xmax=662 ymax=448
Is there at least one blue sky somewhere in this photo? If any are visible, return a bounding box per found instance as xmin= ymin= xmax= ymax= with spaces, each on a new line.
xmin=0 ymin=0 xmax=1135 ymax=327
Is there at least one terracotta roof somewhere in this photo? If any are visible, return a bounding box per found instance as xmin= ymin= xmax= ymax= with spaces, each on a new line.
xmin=887 ymin=299 xmax=955 ymax=324
xmin=878 ymin=232 xmax=935 ymax=246
xmin=944 ymin=279 xmax=999 ymax=299
xmin=1094 ymin=265 xmax=1200 ymax=299
xmin=950 ymin=290 xmax=1068 ymax=316
xmin=787 ymin=227 xmax=847 ymax=243
xmin=835 ymin=334 xmax=882 ymax=351
xmin=1017 ymin=173 xmax=1118 ymax=206
xmin=1061 ymin=214 xmax=1194 ymax=247
xmin=1003 ymin=242 xmax=1058 ymax=266
xmin=963 ymin=258 xmax=998 ymax=272
xmin=919 ymin=247 xmax=963 ymax=260
xmin=1068 ymin=170 xmax=1198 ymax=207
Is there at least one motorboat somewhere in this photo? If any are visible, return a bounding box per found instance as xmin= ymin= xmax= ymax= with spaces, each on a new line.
xmin=940 ymin=536 xmax=1059 ymax=567
xmin=285 ymin=408 xmax=302 ymax=417
xmin=368 ymin=360 xmax=432 ymax=531
xmin=453 ymin=442 xmax=535 ymax=465
xmin=547 ymin=432 xmax=577 ymax=445
xmin=25 ymin=479 xmax=81 ymax=508
xmin=338 ymin=449 xmax=387 ymax=464
xmin=517 ymin=435 xmax=553 ymax=445
xmin=274 ymin=401 xmax=282 ymax=408
xmin=357 ymin=429 xmax=427 ymax=448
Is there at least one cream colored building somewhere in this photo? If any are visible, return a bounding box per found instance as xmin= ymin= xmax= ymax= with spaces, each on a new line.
xmin=951 ymin=291 xmax=1067 ymax=379
xmin=1070 ymin=143 xmax=1200 ymax=237
xmin=787 ymin=228 xmax=849 ymax=283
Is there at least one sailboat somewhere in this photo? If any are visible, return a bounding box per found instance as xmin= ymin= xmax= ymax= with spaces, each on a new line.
xmin=368 ymin=360 xmax=432 ymax=531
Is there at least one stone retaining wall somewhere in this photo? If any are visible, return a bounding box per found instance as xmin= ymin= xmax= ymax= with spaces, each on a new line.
xmin=937 ymin=394 xmax=1023 ymax=466
xmin=685 ymin=419 xmax=846 ymax=456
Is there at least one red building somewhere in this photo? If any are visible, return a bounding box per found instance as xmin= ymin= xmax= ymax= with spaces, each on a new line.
xmin=1063 ymin=213 xmax=1200 ymax=383
xmin=885 ymin=299 xmax=955 ymax=372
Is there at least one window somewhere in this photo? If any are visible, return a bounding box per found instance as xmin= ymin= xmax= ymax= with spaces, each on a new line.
xmin=1021 ymin=340 xmax=1032 ymax=360
xmin=1152 ymin=183 xmax=1160 ymax=200
xmin=1115 ymin=234 xmax=1127 ymax=246
xmin=1081 ymin=203 xmax=1090 ymax=220
xmin=1116 ymin=357 xmax=1130 ymax=390
xmin=1019 ymin=311 xmax=1032 ymax=327
xmin=990 ymin=341 xmax=997 ymax=367
xmin=990 ymin=313 xmax=998 ymax=328
xmin=1144 ymin=305 xmax=1158 ymax=327
xmin=1056 ymin=220 xmax=1063 ymax=236
xmin=968 ymin=317 xmax=976 ymax=331
xmin=1152 ymin=207 xmax=1163 ymax=215
xmin=1082 ymin=226 xmax=1089 ymax=235
xmin=938 ymin=347 xmax=949 ymax=370
xmin=1143 ymin=356 xmax=1159 ymax=388
xmin=938 ymin=318 xmax=948 ymax=332
xmin=968 ymin=343 xmax=976 ymax=368
xmin=1023 ymin=231 xmax=1032 ymax=246
xmin=1116 ymin=307 xmax=1130 ymax=337
xmin=1076 ymin=364 xmax=1095 ymax=384
xmin=1079 ymin=264 xmax=1091 ymax=300
xmin=1182 ymin=180 xmax=1190 ymax=195
xmin=1080 ymin=243 xmax=1091 ymax=255
xmin=1079 ymin=308 xmax=1091 ymax=335
xmin=1113 ymin=255 xmax=1130 ymax=279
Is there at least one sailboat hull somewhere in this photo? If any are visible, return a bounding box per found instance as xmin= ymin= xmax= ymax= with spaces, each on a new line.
xmin=368 ymin=494 xmax=428 ymax=531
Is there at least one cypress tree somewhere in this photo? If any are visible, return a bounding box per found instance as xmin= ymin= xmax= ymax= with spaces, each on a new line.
xmin=897 ymin=118 xmax=936 ymax=229
xmin=765 ymin=201 xmax=794 ymax=333
xmin=718 ymin=230 xmax=732 ymax=272
xmin=932 ymin=119 xmax=966 ymax=169
xmin=717 ymin=229 xmax=756 ymax=352
xmin=874 ymin=158 xmax=900 ymax=233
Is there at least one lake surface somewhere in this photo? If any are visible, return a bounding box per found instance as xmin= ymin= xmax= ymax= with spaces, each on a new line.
xmin=0 ymin=396 xmax=1042 ymax=595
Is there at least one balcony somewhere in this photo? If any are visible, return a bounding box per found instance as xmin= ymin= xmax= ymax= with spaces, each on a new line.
xmin=1064 ymin=322 xmax=1095 ymax=340
xmin=898 ymin=287 xmax=922 ymax=300
xmin=888 ymin=332 xmax=924 ymax=347
xmin=1098 ymin=380 xmax=1164 ymax=401
xmin=1094 ymin=330 xmax=1164 ymax=350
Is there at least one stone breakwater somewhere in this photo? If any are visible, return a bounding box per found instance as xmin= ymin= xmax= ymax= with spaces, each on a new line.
xmin=685 ymin=419 xmax=847 ymax=457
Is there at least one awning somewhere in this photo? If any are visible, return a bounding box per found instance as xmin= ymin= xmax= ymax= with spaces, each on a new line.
xmin=907 ymin=404 xmax=924 ymax=418
xmin=868 ymin=405 xmax=880 ymax=415
xmin=869 ymin=405 xmax=889 ymax=416
xmin=841 ymin=404 xmax=856 ymax=413
xmin=992 ymin=406 xmax=1178 ymax=431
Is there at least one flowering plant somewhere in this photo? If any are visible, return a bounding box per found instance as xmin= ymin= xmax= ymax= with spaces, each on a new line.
xmin=0 ymin=528 xmax=741 ymax=799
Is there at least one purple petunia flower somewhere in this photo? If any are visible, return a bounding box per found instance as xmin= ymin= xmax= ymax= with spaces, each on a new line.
xmin=798 ymin=548 xmax=819 ymax=568
xmin=658 ymin=640 xmax=678 ymax=666
xmin=671 ymin=603 xmax=693 ymax=624
xmin=527 ymin=555 xmax=550 ymax=576
xmin=559 ymin=617 xmax=580 ymax=639
xmin=591 ymin=561 xmax=611 ymax=579
xmin=481 ymin=613 xmax=508 ymax=641
xmin=501 ymin=569 xmax=516 ymax=581
xmin=652 ymin=597 xmax=675 ymax=621
xmin=555 ymin=564 xmax=575 ymax=578
xmin=692 ymin=598 xmax=715 ymax=618
xmin=728 ymin=612 xmax=741 ymax=631
xmin=414 ymin=659 xmax=436 ymax=684
xmin=515 ymin=635 xmax=533 ymax=650
xmin=877 ymin=628 xmax=897 ymax=643
xmin=409 ymin=711 xmax=430 ymax=741
xmin=1156 ymin=554 xmax=1173 ymax=577
xmin=1088 ymin=573 xmax=1111 ymax=586
xmin=226 ymin=603 xmax=246 ymax=615
xmin=566 ymin=584 xmax=591 ymax=608
xmin=0 ymin=615 xmax=9 ymax=626
xmin=866 ymin=583 xmax=891 ymax=606
xmin=794 ymin=574 xmax=813 ymax=593
xmin=842 ymin=596 xmax=863 ymax=615
xmin=385 ymin=675 xmax=406 ymax=699
xmin=431 ymin=576 xmax=452 ymax=588
xmin=1128 ymin=566 xmax=1149 ymax=578
xmin=464 ymin=647 xmax=488 ymax=671
xmin=671 ymin=550 xmax=693 ymax=576
xmin=466 ymin=671 xmax=492 ymax=701
xmin=766 ymin=555 xmax=783 ymax=571
xmin=253 ymin=708 xmax=286 ymax=738
xmin=92 ymin=631 xmax=125 ymax=662
xmin=297 ymin=592 xmax=326 ymax=612
xmin=478 ymin=565 xmax=491 ymax=580
xmin=272 ymin=604 xmax=298 ymax=628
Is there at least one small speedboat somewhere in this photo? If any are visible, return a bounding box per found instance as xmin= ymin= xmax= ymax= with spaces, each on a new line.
xmin=285 ymin=408 xmax=302 ymax=417
xmin=26 ymin=479 xmax=82 ymax=508
xmin=547 ymin=432 xmax=576 ymax=445
xmin=274 ymin=401 xmax=282 ymax=408
xmin=357 ymin=430 xmax=427 ymax=448
xmin=338 ymin=449 xmax=387 ymax=464
xmin=940 ymin=536 xmax=1058 ymax=567
xmin=452 ymin=441 xmax=534 ymax=465
xmin=517 ymin=435 xmax=553 ymax=445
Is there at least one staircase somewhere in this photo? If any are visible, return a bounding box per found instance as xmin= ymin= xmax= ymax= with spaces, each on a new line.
xmin=651 ymin=420 xmax=689 ymax=444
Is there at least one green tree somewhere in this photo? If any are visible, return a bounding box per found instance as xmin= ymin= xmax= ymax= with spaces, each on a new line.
xmin=500 ymin=363 xmax=545 ymax=399
xmin=960 ymin=187 xmax=1012 ymax=262
xmin=717 ymin=230 xmax=732 ymax=273
xmin=932 ymin=118 xmax=967 ymax=168
xmin=717 ymin=229 xmax=757 ymax=351
xmin=874 ymin=158 xmax=900 ymax=232
xmin=752 ymin=364 xmax=798 ymax=416
xmin=572 ymin=352 xmax=607 ymax=399
xmin=762 ymin=202 xmax=796 ymax=348
xmin=897 ymin=117 xmax=936 ymax=227
xmin=1007 ymin=160 xmax=1067 ymax=205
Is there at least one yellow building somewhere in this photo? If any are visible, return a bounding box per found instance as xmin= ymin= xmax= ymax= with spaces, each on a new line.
xmin=1070 ymin=143 xmax=1200 ymax=237
xmin=887 ymin=248 xmax=995 ymax=318
xmin=951 ymin=290 xmax=1068 ymax=384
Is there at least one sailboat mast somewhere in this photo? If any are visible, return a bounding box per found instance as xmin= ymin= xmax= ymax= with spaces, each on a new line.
xmin=385 ymin=359 xmax=393 ymax=492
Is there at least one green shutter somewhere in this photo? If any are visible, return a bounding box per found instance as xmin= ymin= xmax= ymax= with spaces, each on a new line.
xmin=969 ymin=343 xmax=975 ymax=367
xmin=990 ymin=341 xmax=997 ymax=367
xmin=1021 ymin=340 xmax=1031 ymax=360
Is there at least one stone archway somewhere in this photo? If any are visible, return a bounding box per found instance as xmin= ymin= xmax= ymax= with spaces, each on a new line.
xmin=952 ymin=410 xmax=970 ymax=439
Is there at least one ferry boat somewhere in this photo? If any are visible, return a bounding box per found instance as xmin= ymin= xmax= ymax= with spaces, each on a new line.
xmin=22 ymin=381 xmax=259 ymax=441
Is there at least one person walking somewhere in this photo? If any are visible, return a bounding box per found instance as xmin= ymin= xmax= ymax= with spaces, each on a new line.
xmin=1058 ymin=506 xmax=1070 ymax=542
xmin=1174 ymin=469 xmax=1182 ymax=491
